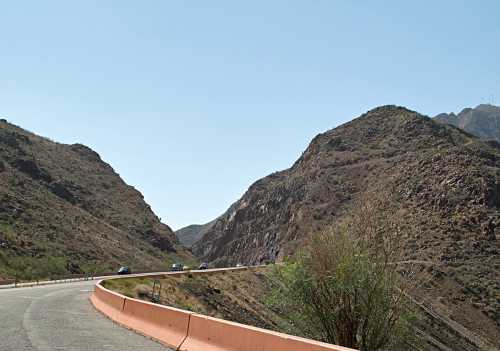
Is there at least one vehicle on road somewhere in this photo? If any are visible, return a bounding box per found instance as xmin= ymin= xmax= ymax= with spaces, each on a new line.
xmin=198 ymin=262 xmax=209 ymax=270
xmin=170 ymin=263 xmax=183 ymax=272
xmin=117 ymin=266 xmax=131 ymax=275
xmin=236 ymin=263 xmax=244 ymax=267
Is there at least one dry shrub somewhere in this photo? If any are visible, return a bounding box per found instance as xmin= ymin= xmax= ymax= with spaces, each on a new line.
xmin=133 ymin=284 xmax=151 ymax=299
xmin=268 ymin=192 xmax=420 ymax=350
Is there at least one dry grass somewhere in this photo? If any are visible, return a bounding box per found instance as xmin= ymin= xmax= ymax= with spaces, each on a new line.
xmin=103 ymin=267 xmax=301 ymax=335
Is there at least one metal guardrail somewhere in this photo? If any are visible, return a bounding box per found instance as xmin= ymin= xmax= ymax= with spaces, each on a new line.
xmin=0 ymin=268 xmax=172 ymax=289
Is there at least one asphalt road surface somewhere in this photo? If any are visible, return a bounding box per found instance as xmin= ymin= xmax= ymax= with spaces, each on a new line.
xmin=0 ymin=279 xmax=172 ymax=351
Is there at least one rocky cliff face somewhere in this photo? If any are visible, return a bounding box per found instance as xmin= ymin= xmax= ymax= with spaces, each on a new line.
xmin=193 ymin=106 xmax=500 ymax=349
xmin=435 ymin=104 xmax=500 ymax=142
xmin=194 ymin=106 xmax=500 ymax=265
xmin=0 ymin=120 xmax=191 ymax=280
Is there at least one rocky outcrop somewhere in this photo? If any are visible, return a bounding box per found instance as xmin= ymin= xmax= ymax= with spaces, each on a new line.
xmin=12 ymin=158 xmax=52 ymax=182
xmin=435 ymin=104 xmax=500 ymax=142
xmin=49 ymin=181 xmax=77 ymax=204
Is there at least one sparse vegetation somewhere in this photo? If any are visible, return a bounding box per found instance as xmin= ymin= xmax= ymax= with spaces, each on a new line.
xmin=0 ymin=255 xmax=67 ymax=281
xmin=267 ymin=195 xmax=418 ymax=350
xmin=102 ymin=268 xmax=301 ymax=334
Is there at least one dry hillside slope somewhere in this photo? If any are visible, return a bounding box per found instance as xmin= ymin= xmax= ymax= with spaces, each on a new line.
xmin=0 ymin=119 xmax=192 ymax=280
xmin=193 ymin=105 xmax=500 ymax=349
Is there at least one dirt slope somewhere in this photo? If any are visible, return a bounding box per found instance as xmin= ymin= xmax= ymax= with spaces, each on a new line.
xmin=103 ymin=267 xmax=298 ymax=334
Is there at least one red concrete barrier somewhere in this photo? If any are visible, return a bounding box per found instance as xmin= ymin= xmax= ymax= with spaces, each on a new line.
xmin=90 ymin=283 xmax=126 ymax=323
xmin=91 ymin=267 xmax=358 ymax=351
xmin=179 ymin=314 xmax=356 ymax=351
xmin=121 ymin=297 xmax=192 ymax=350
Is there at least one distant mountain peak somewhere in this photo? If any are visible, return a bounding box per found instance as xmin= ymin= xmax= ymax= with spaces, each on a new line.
xmin=435 ymin=104 xmax=500 ymax=142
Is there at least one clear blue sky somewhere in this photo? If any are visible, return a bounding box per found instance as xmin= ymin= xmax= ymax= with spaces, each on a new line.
xmin=1 ymin=1 xmax=498 ymax=229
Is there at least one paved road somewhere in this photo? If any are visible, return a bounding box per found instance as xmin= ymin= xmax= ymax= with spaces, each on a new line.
xmin=0 ymin=279 xmax=172 ymax=351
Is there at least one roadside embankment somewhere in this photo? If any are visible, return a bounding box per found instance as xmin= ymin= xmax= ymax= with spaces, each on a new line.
xmin=101 ymin=266 xmax=297 ymax=334
xmin=91 ymin=267 xmax=357 ymax=351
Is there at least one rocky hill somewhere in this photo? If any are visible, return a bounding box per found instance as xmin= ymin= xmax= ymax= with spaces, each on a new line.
xmin=175 ymin=220 xmax=215 ymax=248
xmin=0 ymin=119 xmax=192 ymax=281
xmin=435 ymin=104 xmax=500 ymax=141
xmin=193 ymin=106 xmax=500 ymax=350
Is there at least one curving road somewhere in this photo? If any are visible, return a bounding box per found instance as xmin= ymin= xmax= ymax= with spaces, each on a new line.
xmin=0 ymin=279 xmax=172 ymax=351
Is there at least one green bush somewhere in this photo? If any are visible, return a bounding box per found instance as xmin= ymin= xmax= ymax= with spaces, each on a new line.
xmin=4 ymin=255 xmax=68 ymax=281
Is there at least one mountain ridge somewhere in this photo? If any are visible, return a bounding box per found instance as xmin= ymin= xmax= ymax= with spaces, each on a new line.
xmin=192 ymin=105 xmax=500 ymax=349
xmin=0 ymin=119 xmax=192 ymax=280
xmin=435 ymin=104 xmax=500 ymax=142
xmin=175 ymin=219 xmax=216 ymax=248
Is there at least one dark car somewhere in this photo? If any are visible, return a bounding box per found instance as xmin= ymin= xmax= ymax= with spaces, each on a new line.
xmin=171 ymin=263 xmax=183 ymax=272
xmin=198 ymin=262 xmax=209 ymax=270
xmin=117 ymin=266 xmax=131 ymax=275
